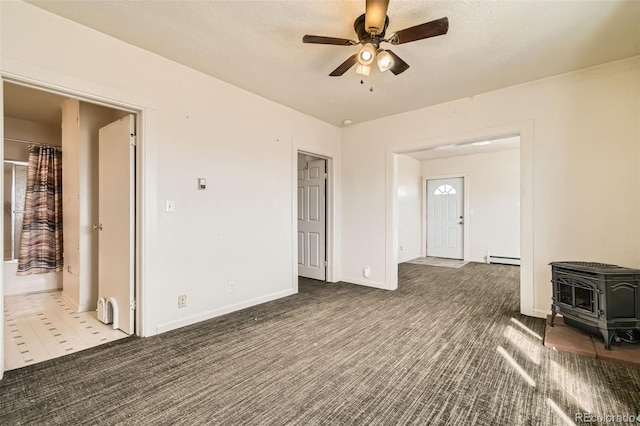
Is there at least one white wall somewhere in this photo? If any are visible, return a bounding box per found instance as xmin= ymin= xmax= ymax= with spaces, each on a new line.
xmin=0 ymin=2 xmax=341 ymax=338
xmin=342 ymin=56 xmax=640 ymax=316
xmin=421 ymin=148 xmax=520 ymax=263
xmin=397 ymin=155 xmax=421 ymax=262
xmin=4 ymin=116 xmax=61 ymax=146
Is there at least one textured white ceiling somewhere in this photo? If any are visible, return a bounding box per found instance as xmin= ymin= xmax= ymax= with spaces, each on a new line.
xmin=25 ymin=0 xmax=640 ymax=126
xmin=405 ymin=135 xmax=520 ymax=161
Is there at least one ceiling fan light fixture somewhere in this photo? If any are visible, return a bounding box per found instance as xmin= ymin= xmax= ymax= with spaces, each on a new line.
xmin=358 ymin=43 xmax=376 ymax=66
xmin=376 ymin=49 xmax=394 ymax=72
xmin=365 ymin=0 xmax=389 ymax=35
xmin=355 ymin=63 xmax=371 ymax=76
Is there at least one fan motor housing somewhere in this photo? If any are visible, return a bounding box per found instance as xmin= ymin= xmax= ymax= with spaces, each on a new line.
xmin=354 ymin=14 xmax=389 ymax=42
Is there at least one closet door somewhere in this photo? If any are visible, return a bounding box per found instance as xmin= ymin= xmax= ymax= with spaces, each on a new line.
xmin=98 ymin=115 xmax=135 ymax=335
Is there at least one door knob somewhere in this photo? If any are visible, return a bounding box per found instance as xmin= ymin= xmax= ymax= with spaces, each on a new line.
xmin=93 ymin=223 xmax=103 ymax=231
xmin=459 ymin=221 xmax=464 ymax=225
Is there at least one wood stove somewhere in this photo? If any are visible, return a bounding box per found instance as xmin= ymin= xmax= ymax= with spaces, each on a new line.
xmin=550 ymin=261 xmax=640 ymax=350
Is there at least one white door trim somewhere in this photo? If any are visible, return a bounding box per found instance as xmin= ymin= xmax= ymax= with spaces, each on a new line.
xmin=297 ymin=157 xmax=327 ymax=281
xmin=292 ymin=148 xmax=336 ymax=293
xmin=0 ymin=80 xmax=4 ymax=380
xmin=386 ymin=120 xmax=536 ymax=317
xmin=421 ymin=174 xmax=470 ymax=261
xmin=0 ymin=73 xmax=147 ymax=380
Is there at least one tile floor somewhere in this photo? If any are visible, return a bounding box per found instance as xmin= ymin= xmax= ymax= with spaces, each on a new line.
xmin=543 ymin=315 xmax=640 ymax=368
xmin=405 ymin=256 xmax=469 ymax=268
xmin=3 ymin=291 xmax=128 ymax=371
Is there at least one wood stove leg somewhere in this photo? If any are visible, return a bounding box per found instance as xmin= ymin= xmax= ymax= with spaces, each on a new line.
xmin=550 ymin=310 xmax=557 ymax=327
xmin=600 ymin=328 xmax=613 ymax=350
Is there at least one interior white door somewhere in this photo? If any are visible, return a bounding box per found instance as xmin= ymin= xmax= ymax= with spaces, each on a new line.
xmin=427 ymin=177 xmax=464 ymax=259
xmin=297 ymin=158 xmax=326 ymax=281
xmin=98 ymin=114 xmax=135 ymax=334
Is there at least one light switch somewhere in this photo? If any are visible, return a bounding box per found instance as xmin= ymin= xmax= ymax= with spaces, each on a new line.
xmin=165 ymin=200 xmax=175 ymax=213
xmin=198 ymin=178 xmax=206 ymax=190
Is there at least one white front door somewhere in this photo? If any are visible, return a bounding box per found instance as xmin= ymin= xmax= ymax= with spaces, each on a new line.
xmin=427 ymin=177 xmax=464 ymax=259
xmin=98 ymin=115 xmax=135 ymax=334
xmin=297 ymin=158 xmax=326 ymax=281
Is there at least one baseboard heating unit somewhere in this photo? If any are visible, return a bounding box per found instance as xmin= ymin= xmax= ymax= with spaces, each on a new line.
xmin=488 ymin=256 xmax=521 ymax=266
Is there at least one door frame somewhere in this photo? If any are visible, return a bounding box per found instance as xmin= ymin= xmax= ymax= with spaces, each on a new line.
xmin=386 ymin=120 xmax=535 ymax=317
xmin=297 ymin=155 xmax=328 ymax=281
xmin=292 ymin=148 xmax=336 ymax=292
xmin=422 ymin=174 xmax=469 ymax=260
xmin=0 ymin=74 xmax=146 ymax=379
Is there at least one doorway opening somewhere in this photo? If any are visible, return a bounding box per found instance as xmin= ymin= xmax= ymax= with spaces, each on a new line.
xmin=398 ymin=135 xmax=520 ymax=265
xmin=297 ymin=152 xmax=327 ymax=283
xmin=389 ymin=126 xmax=533 ymax=316
xmin=2 ymin=81 xmax=140 ymax=371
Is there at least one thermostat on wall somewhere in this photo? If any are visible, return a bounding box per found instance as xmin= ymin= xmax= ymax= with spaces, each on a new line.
xmin=198 ymin=178 xmax=206 ymax=190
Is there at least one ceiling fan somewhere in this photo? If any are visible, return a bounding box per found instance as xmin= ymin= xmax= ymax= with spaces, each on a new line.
xmin=302 ymin=0 xmax=448 ymax=77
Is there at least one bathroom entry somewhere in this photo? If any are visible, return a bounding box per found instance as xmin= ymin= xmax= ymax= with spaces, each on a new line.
xmin=3 ymin=82 xmax=136 ymax=369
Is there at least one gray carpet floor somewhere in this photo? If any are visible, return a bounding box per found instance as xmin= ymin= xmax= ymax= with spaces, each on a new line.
xmin=1 ymin=263 xmax=639 ymax=425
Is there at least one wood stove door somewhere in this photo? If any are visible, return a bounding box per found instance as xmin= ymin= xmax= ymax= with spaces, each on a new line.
xmin=555 ymin=272 xmax=600 ymax=319
xmin=573 ymin=281 xmax=599 ymax=317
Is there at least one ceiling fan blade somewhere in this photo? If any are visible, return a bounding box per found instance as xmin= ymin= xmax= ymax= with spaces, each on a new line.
xmin=386 ymin=50 xmax=410 ymax=75
xmin=389 ymin=17 xmax=449 ymax=45
xmin=303 ymin=35 xmax=357 ymax=46
xmin=365 ymin=0 xmax=390 ymax=35
xmin=329 ymin=54 xmax=358 ymax=76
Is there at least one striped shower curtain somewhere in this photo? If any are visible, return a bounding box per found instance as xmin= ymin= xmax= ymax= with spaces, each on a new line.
xmin=17 ymin=146 xmax=63 ymax=275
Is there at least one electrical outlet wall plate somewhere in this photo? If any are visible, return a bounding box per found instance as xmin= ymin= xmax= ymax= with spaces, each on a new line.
xmin=363 ymin=265 xmax=370 ymax=278
xmin=178 ymin=294 xmax=187 ymax=308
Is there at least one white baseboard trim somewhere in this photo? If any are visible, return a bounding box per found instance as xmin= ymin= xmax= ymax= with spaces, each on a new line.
xmin=533 ymin=308 xmax=551 ymax=319
xmin=4 ymin=287 xmax=60 ymax=297
xmin=60 ymin=292 xmax=97 ymax=313
xmin=340 ymin=276 xmax=394 ymax=290
xmin=77 ymin=302 xmax=97 ymax=313
xmin=155 ymin=288 xmax=296 ymax=335
xmin=398 ymin=253 xmax=421 ymax=263
xmin=60 ymin=291 xmax=79 ymax=312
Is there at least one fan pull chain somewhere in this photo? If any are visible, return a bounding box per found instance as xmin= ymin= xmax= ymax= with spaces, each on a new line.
xmin=359 ymin=78 xmax=373 ymax=92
